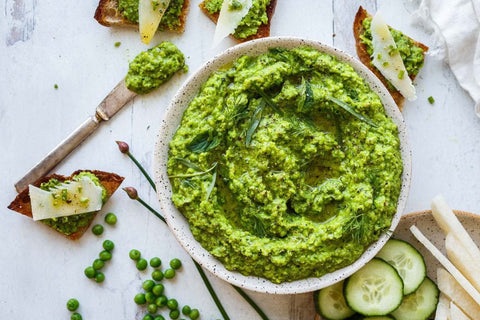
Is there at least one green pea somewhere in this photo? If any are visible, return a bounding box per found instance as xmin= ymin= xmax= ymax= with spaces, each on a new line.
xmin=152 ymin=284 xmax=164 ymax=296
xmin=95 ymin=272 xmax=105 ymax=283
xmin=92 ymin=259 xmax=105 ymax=270
xmin=143 ymin=280 xmax=155 ymax=292
xmin=181 ymin=305 xmax=191 ymax=315
xmin=169 ymin=309 xmax=180 ymax=319
xmin=189 ymin=309 xmax=199 ymax=320
xmin=84 ymin=266 xmax=95 ymax=278
xmin=155 ymin=295 xmax=168 ymax=307
xmin=145 ymin=292 xmax=156 ymax=303
xmin=66 ymin=298 xmax=79 ymax=311
xmin=137 ymin=258 xmax=148 ymax=271
xmin=164 ymin=268 xmax=175 ymax=279
xmin=154 ymin=316 xmax=166 ymax=320
xmin=152 ymin=270 xmax=164 ymax=281
xmin=99 ymin=250 xmax=112 ymax=261
xmin=103 ymin=240 xmax=115 ymax=252
xmin=91 ymin=224 xmax=104 ymax=235
xmin=147 ymin=303 xmax=158 ymax=314
xmin=71 ymin=312 xmax=82 ymax=320
xmin=105 ymin=212 xmax=117 ymax=225
xmin=169 ymin=258 xmax=182 ymax=270
xmin=167 ymin=299 xmax=178 ymax=310
xmin=143 ymin=315 xmax=154 ymax=320
xmin=150 ymin=257 xmax=162 ymax=268
xmin=129 ymin=249 xmax=141 ymax=261
xmin=134 ymin=293 xmax=147 ymax=305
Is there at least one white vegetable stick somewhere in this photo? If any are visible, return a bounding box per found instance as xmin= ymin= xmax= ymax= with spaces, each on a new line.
xmin=435 ymin=293 xmax=450 ymax=320
xmin=445 ymin=233 xmax=480 ymax=293
xmin=410 ymin=225 xmax=480 ymax=306
xmin=431 ymin=195 xmax=480 ymax=263
xmin=437 ymin=268 xmax=480 ymax=319
xmin=450 ymin=301 xmax=472 ymax=320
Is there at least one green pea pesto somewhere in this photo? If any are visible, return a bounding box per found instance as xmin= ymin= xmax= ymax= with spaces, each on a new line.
xmin=167 ymin=47 xmax=403 ymax=283
xmin=118 ymin=0 xmax=185 ymax=31
xmin=39 ymin=172 xmax=107 ymax=236
xmin=203 ymin=0 xmax=271 ymax=39
xmin=125 ymin=42 xmax=187 ymax=95
xmin=360 ymin=18 xmax=425 ymax=77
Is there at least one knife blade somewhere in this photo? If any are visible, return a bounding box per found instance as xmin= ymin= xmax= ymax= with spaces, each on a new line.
xmin=14 ymin=79 xmax=137 ymax=192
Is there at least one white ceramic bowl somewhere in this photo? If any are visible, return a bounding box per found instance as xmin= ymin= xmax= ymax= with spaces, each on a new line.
xmin=154 ymin=37 xmax=412 ymax=294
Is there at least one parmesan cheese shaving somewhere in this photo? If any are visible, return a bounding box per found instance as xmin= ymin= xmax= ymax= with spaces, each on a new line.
xmin=371 ymin=12 xmax=416 ymax=100
xmin=139 ymin=0 xmax=171 ymax=44
xmin=213 ymin=0 xmax=253 ymax=46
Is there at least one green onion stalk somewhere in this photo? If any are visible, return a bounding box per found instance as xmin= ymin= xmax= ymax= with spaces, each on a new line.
xmin=117 ymin=141 xmax=270 ymax=320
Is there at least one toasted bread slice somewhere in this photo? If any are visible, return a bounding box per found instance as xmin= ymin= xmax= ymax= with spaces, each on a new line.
xmin=199 ymin=0 xmax=277 ymax=42
xmin=94 ymin=0 xmax=190 ymax=33
xmin=353 ymin=6 xmax=428 ymax=110
xmin=8 ymin=170 xmax=124 ymax=240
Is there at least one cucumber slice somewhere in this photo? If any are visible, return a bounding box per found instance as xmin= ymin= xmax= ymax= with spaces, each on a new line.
xmin=376 ymin=238 xmax=427 ymax=295
xmin=344 ymin=258 xmax=403 ymax=316
xmin=390 ymin=277 xmax=439 ymax=320
xmin=314 ymin=280 xmax=355 ymax=320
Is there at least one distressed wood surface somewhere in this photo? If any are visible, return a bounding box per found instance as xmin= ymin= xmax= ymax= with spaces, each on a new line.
xmin=1 ymin=1 xmax=480 ymax=319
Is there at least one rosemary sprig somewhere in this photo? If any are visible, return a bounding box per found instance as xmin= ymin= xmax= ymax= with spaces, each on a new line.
xmin=326 ymin=96 xmax=378 ymax=128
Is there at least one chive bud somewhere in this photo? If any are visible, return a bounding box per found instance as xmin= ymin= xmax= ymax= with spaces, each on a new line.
xmin=116 ymin=140 xmax=130 ymax=154
xmin=123 ymin=187 xmax=138 ymax=200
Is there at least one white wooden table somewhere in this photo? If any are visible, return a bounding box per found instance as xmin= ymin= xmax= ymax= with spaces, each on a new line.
xmin=1 ymin=1 xmax=479 ymax=319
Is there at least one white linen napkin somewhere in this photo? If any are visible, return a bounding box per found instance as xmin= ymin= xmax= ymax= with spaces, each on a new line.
xmin=414 ymin=0 xmax=480 ymax=116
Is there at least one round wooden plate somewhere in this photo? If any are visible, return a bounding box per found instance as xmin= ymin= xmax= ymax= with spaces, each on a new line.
xmin=314 ymin=210 xmax=480 ymax=320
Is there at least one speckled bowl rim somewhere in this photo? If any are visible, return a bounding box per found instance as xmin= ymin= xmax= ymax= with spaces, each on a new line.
xmin=153 ymin=36 xmax=412 ymax=294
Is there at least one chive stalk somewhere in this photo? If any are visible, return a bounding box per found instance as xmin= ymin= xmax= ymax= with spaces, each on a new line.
xmin=116 ymin=141 xmax=156 ymax=191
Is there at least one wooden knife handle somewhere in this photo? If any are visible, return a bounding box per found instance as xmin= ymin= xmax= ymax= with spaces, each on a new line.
xmin=14 ymin=115 xmax=102 ymax=192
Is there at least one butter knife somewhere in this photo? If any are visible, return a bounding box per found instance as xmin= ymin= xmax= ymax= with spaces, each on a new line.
xmin=14 ymin=79 xmax=137 ymax=192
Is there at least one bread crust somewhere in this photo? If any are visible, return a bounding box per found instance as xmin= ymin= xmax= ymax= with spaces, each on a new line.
xmin=353 ymin=6 xmax=428 ymax=111
xmin=8 ymin=170 xmax=124 ymax=240
xmin=94 ymin=0 xmax=191 ymax=33
xmin=199 ymin=0 xmax=277 ymax=42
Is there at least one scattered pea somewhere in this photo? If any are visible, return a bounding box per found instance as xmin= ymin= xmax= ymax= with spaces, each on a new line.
xmin=137 ymin=258 xmax=148 ymax=271
xmin=95 ymin=272 xmax=105 ymax=283
xmin=181 ymin=305 xmax=191 ymax=315
xmin=92 ymin=259 xmax=105 ymax=270
xmin=150 ymin=257 xmax=162 ymax=268
xmin=169 ymin=258 xmax=182 ymax=270
xmin=143 ymin=315 xmax=154 ymax=320
xmin=152 ymin=284 xmax=164 ymax=296
xmin=105 ymin=213 xmax=117 ymax=225
xmin=54 ymin=84 xmax=59 ymax=89
xmin=428 ymin=96 xmax=435 ymax=104
xmin=145 ymin=292 xmax=156 ymax=303
xmin=143 ymin=280 xmax=155 ymax=292
xmin=103 ymin=240 xmax=115 ymax=252
xmin=147 ymin=303 xmax=158 ymax=314
xmin=66 ymin=298 xmax=79 ymax=311
xmin=71 ymin=312 xmax=82 ymax=320
xmin=84 ymin=266 xmax=95 ymax=279
xmin=169 ymin=309 xmax=180 ymax=319
xmin=154 ymin=316 xmax=166 ymax=320
xmin=167 ymin=299 xmax=178 ymax=310
xmin=189 ymin=309 xmax=199 ymax=320
xmin=129 ymin=249 xmax=141 ymax=261
xmin=152 ymin=270 xmax=164 ymax=281
xmin=114 ymin=41 xmax=121 ymax=47
xmin=91 ymin=224 xmax=104 ymax=235
xmin=164 ymin=268 xmax=175 ymax=279
xmin=99 ymin=250 xmax=112 ymax=261
xmin=134 ymin=293 xmax=147 ymax=305
xmin=156 ymin=295 xmax=168 ymax=307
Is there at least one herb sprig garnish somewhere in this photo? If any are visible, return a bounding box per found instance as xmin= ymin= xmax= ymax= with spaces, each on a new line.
xmin=255 ymin=87 xmax=281 ymax=113
xmin=245 ymin=101 xmax=266 ymax=146
xmin=299 ymin=78 xmax=315 ymax=112
xmin=169 ymin=159 xmax=217 ymax=179
xmin=205 ymin=166 xmax=217 ymax=201
xmin=327 ymin=96 xmax=378 ymax=128
xmin=187 ymin=131 xmax=220 ymax=153
xmin=343 ymin=212 xmax=370 ymax=243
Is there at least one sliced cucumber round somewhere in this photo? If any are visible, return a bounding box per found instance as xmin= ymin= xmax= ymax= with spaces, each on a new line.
xmin=376 ymin=238 xmax=426 ymax=295
xmin=314 ymin=280 xmax=356 ymax=320
xmin=390 ymin=277 xmax=439 ymax=320
xmin=344 ymin=258 xmax=403 ymax=316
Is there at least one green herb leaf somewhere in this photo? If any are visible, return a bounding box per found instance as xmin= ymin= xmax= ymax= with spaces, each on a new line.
xmin=187 ymin=131 xmax=220 ymax=153
xmin=301 ymin=79 xmax=315 ymax=112
xmin=327 ymin=96 xmax=378 ymax=128
xmin=245 ymin=101 xmax=265 ymax=146
xmin=255 ymin=87 xmax=281 ymax=113
xmin=169 ymin=162 xmax=217 ymax=178
xmin=252 ymin=216 xmax=266 ymax=237
xmin=205 ymin=167 xmax=217 ymax=201
xmin=343 ymin=212 xmax=370 ymax=243
xmin=174 ymin=158 xmax=205 ymax=172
